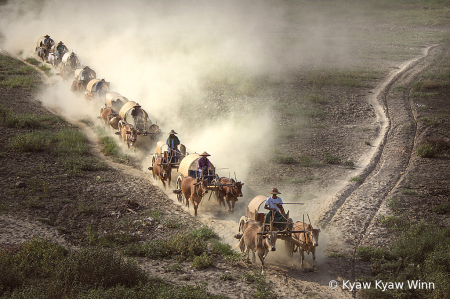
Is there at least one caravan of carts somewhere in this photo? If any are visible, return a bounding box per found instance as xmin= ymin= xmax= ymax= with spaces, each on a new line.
xmin=34 ymin=34 xmax=320 ymax=273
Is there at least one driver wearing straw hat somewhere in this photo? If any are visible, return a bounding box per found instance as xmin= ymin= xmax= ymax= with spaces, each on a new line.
xmin=166 ymin=130 xmax=180 ymax=163
xmin=264 ymin=188 xmax=287 ymax=229
xmin=197 ymin=152 xmax=211 ymax=180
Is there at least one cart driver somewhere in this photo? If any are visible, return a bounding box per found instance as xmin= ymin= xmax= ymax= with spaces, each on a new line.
xmin=197 ymin=152 xmax=211 ymax=181
xmin=56 ymin=41 xmax=68 ymax=58
xmin=42 ymin=35 xmax=54 ymax=48
xmin=166 ymin=130 xmax=180 ymax=163
xmin=264 ymin=188 xmax=287 ymax=230
xmin=80 ymin=66 xmax=93 ymax=82
xmin=131 ymin=104 xmax=142 ymax=126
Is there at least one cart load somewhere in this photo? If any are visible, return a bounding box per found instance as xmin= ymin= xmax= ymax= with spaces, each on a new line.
xmin=118 ymin=101 xmax=161 ymax=139
xmin=105 ymin=92 xmax=128 ymax=112
xmin=75 ymin=67 xmax=96 ymax=81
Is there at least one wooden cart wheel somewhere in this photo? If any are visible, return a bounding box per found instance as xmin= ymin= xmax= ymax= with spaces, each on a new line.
xmin=151 ymin=155 xmax=156 ymax=180
xmin=239 ymin=216 xmax=247 ymax=233
xmin=176 ymin=176 xmax=184 ymax=204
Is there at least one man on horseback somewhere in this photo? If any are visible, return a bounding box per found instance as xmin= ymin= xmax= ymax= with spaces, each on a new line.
xmin=166 ymin=130 xmax=180 ymax=163
xmin=264 ymin=188 xmax=287 ymax=230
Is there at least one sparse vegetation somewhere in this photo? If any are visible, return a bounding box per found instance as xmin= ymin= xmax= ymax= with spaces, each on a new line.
xmin=349 ymin=176 xmax=363 ymax=184
xmin=386 ymin=196 xmax=401 ymax=212
xmin=432 ymin=202 xmax=450 ymax=214
xmin=122 ymin=227 xmax=218 ymax=261
xmin=191 ymin=252 xmax=215 ymax=269
xmin=323 ymin=153 xmax=341 ymax=164
xmin=378 ymin=215 xmax=410 ymax=232
xmin=357 ymin=224 xmax=450 ymax=299
xmin=242 ymin=270 xmax=276 ymax=299
xmin=271 ymin=155 xmax=297 ymax=165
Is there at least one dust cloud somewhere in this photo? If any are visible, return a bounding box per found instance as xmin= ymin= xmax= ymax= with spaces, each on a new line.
xmin=0 ymin=0 xmax=352 ymax=255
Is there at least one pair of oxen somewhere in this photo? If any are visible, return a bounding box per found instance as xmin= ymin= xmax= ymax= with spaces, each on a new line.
xmin=235 ymin=219 xmax=320 ymax=274
xmin=100 ymin=106 xmax=138 ymax=150
xmin=178 ymin=176 xmax=245 ymax=216
xmin=154 ymin=164 xmax=245 ymax=217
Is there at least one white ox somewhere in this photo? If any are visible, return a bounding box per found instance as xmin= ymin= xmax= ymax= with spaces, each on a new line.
xmin=234 ymin=220 xmax=278 ymax=274
xmin=291 ymin=221 xmax=320 ymax=270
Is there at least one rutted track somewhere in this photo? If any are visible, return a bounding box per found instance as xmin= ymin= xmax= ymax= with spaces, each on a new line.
xmin=319 ymin=45 xmax=439 ymax=255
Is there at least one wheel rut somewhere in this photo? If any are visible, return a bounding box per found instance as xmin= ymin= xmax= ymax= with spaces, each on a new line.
xmin=318 ymin=44 xmax=439 ymax=259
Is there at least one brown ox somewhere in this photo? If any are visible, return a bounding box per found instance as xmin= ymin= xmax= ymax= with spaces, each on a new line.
xmin=121 ymin=123 xmax=138 ymax=149
xmin=70 ymin=79 xmax=88 ymax=94
xmin=100 ymin=107 xmax=118 ymax=129
xmin=109 ymin=115 xmax=122 ymax=131
xmin=234 ymin=220 xmax=278 ymax=274
xmin=180 ymin=176 xmax=208 ymax=216
xmin=217 ymin=177 xmax=244 ymax=213
xmin=152 ymin=157 xmax=172 ymax=189
xmin=291 ymin=222 xmax=320 ymax=270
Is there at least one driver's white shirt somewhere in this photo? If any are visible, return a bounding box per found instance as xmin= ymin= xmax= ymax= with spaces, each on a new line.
xmin=265 ymin=196 xmax=283 ymax=212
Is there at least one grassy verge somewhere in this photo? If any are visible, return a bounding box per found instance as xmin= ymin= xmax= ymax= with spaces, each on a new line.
xmin=2 ymin=106 xmax=108 ymax=175
xmin=0 ymin=238 xmax=227 ymax=299
xmin=95 ymin=125 xmax=131 ymax=163
xmin=0 ymin=53 xmax=41 ymax=89
xmin=356 ymin=224 xmax=450 ymax=299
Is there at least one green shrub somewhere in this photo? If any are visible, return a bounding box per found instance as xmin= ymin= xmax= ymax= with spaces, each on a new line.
xmin=189 ymin=226 xmax=219 ymax=241
xmin=0 ymin=106 xmax=43 ymax=129
xmin=349 ymin=176 xmax=363 ymax=183
xmin=323 ymin=153 xmax=341 ymax=164
xmin=359 ymin=224 xmax=450 ymax=299
xmin=355 ymin=246 xmax=392 ymax=262
xmin=122 ymin=228 xmax=215 ymax=261
xmin=191 ymin=252 xmax=215 ymax=269
xmin=378 ymin=215 xmax=410 ymax=231
xmin=432 ymin=202 xmax=450 ymax=214
xmin=8 ymin=131 xmax=53 ymax=152
xmin=58 ymin=156 xmax=108 ymax=175
xmin=57 ymin=128 xmax=90 ymax=155
xmin=242 ymin=270 xmax=276 ymax=299
xmin=211 ymin=240 xmax=234 ymax=256
xmin=164 ymin=263 xmax=182 ymax=273
xmin=13 ymin=238 xmax=68 ymax=278
xmin=271 ymin=156 xmax=297 ymax=165
xmin=0 ymin=250 xmax=24 ymax=294
xmin=54 ymin=247 xmax=147 ymax=290
xmin=24 ymin=57 xmax=40 ymax=66
xmin=416 ymin=143 xmax=437 ymax=158
xmin=100 ymin=136 xmax=120 ymax=156
xmin=219 ymin=273 xmax=234 ymax=281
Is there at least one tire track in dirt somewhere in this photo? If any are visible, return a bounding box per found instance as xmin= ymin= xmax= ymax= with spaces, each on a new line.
xmin=319 ymin=44 xmax=439 ymax=257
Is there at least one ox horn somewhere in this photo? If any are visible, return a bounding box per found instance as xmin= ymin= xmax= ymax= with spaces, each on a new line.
xmin=307 ymin=214 xmax=313 ymax=230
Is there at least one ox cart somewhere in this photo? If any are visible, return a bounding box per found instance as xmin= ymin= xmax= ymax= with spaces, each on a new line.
xmin=71 ymin=67 xmax=96 ymax=94
xmin=151 ymin=140 xmax=187 ymax=170
xmin=85 ymin=79 xmax=110 ymax=101
xmin=173 ymin=153 xmax=222 ymax=204
xmin=35 ymin=36 xmax=54 ymax=62
xmin=236 ymin=195 xmax=309 ymax=257
xmin=105 ymin=92 xmax=128 ymax=112
xmin=118 ymin=101 xmax=161 ymax=144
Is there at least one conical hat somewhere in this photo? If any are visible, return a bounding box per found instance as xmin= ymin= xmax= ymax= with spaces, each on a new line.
xmin=268 ymin=188 xmax=281 ymax=194
xmin=199 ymin=151 xmax=210 ymax=157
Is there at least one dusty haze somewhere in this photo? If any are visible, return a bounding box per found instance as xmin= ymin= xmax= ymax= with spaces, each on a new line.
xmin=0 ymin=0 xmax=352 ymax=254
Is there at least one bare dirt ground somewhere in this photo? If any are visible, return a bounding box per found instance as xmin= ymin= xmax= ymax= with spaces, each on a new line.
xmin=2 ymin=31 xmax=450 ymax=299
